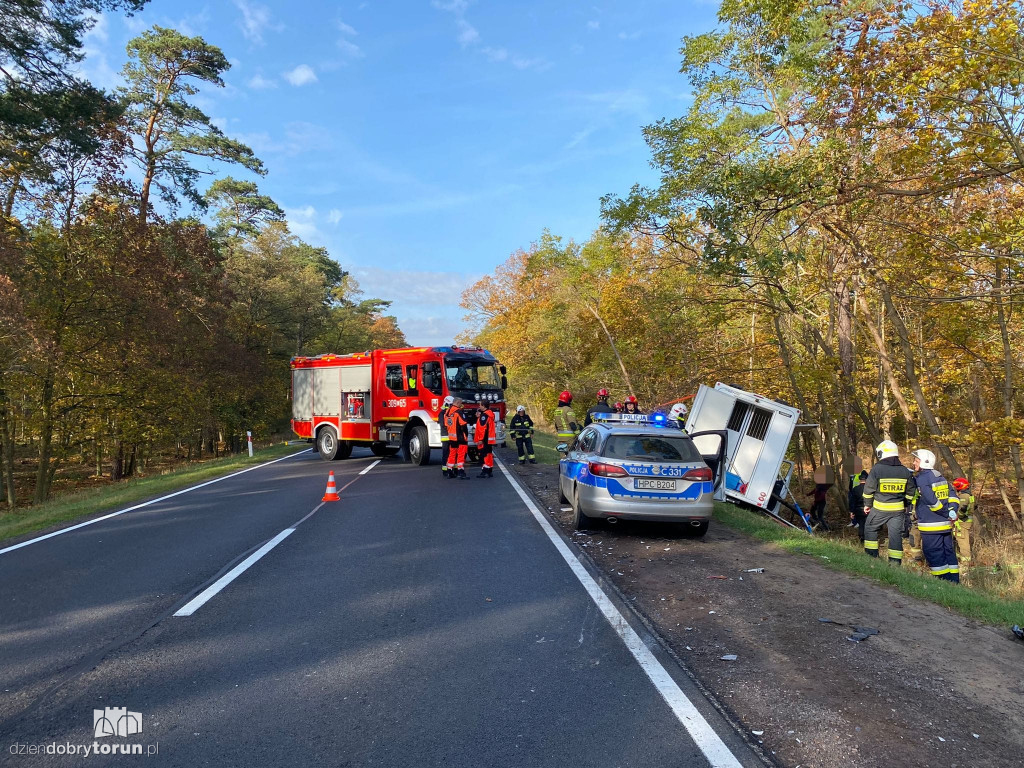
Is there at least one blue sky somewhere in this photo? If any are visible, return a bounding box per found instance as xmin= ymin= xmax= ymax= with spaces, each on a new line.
xmin=80 ymin=1 xmax=720 ymax=345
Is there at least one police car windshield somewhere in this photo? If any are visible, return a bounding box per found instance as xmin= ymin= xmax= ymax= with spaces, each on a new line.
xmin=604 ymin=435 xmax=702 ymax=463
xmin=445 ymin=359 xmax=501 ymax=391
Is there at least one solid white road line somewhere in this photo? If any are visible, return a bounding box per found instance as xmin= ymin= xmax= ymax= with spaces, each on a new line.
xmin=496 ymin=458 xmax=744 ymax=768
xmin=359 ymin=459 xmax=381 ymax=475
xmin=174 ymin=528 xmax=295 ymax=617
xmin=0 ymin=449 xmax=312 ymax=557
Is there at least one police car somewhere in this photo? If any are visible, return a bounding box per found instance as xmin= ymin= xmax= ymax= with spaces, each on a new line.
xmin=556 ymin=414 xmax=726 ymax=535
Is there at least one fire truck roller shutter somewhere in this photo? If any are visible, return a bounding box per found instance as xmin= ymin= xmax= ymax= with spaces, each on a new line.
xmin=292 ymin=368 xmax=313 ymax=421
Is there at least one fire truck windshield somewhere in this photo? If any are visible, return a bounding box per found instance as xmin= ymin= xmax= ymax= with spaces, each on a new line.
xmin=445 ymin=359 xmax=502 ymax=392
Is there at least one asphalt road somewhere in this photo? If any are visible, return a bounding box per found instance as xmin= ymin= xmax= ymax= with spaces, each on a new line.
xmin=0 ymin=448 xmax=761 ymax=767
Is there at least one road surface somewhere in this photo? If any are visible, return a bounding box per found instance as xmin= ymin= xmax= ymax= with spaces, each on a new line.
xmin=0 ymin=449 xmax=761 ymax=767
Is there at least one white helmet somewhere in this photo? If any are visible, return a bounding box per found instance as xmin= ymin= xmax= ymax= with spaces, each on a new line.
xmin=669 ymin=403 xmax=688 ymax=420
xmin=911 ymin=448 xmax=936 ymax=470
xmin=875 ymin=440 xmax=899 ymax=460
xmin=516 ymin=404 xmax=525 ymax=412
xmin=443 ymin=395 xmax=454 ymax=406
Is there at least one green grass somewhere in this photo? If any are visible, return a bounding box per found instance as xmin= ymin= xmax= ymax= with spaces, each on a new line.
xmin=713 ymin=502 xmax=1024 ymax=627
xmin=0 ymin=443 xmax=309 ymax=546
xmin=520 ymin=430 xmax=562 ymax=465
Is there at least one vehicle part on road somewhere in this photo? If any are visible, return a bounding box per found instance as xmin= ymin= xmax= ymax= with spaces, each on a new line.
xmin=322 ymin=471 xmax=341 ymax=502
xmin=720 ymin=654 xmax=738 ymax=661
xmin=743 ymin=568 xmax=765 ymax=573
xmin=1013 ymin=625 xmax=1024 ymax=642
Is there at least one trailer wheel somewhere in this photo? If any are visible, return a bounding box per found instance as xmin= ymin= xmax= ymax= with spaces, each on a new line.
xmin=404 ymin=425 xmax=431 ymax=466
xmin=316 ymin=427 xmax=340 ymax=461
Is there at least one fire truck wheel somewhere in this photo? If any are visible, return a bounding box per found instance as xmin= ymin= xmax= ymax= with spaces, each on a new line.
xmin=316 ymin=427 xmax=340 ymax=461
xmin=336 ymin=440 xmax=353 ymax=460
xmin=404 ymin=425 xmax=431 ymax=465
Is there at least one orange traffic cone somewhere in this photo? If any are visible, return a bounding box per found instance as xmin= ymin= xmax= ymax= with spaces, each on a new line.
xmin=322 ymin=471 xmax=341 ymax=502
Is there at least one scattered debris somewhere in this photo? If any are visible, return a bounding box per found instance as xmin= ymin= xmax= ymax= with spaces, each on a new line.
xmin=848 ymin=628 xmax=880 ymax=643
xmin=744 ymin=568 xmax=765 ymax=573
xmin=709 ymin=610 xmax=717 ymax=615
xmin=752 ymin=730 xmax=764 ymax=737
xmin=708 ymin=575 xmax=728 ymax=580
xmin=1012 ymin=625 xmax=1024 ymax=642
xmin=560 ymin=506 xmax=572 ymax=512
xmin=720 ymin=654 xmax=738 ymax=661
xmin=485 ymin=597 xmax=493 ymax=602
xmin=973 ymin=734 xmax=980 ymax=739
xmin=938 ymin=737 xmax=946 ymax=743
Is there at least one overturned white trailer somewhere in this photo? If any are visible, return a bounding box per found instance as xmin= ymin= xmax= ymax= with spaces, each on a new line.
xmin=685 ymin=382 xmax=813 ymax=530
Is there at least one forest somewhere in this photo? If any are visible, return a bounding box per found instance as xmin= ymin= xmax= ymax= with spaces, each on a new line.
xmin=0 ymin=1 xmax=404 ymax=507
xmin=462 ymin=0 xmax=1024 ymax=562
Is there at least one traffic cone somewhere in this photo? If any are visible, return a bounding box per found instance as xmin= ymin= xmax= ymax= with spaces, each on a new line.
xmin=322 ymin=471 xmax=341 ymax=502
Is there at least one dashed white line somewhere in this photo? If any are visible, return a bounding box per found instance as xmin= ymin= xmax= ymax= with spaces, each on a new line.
xmin=0 ymin=449 xmax=312 ymax=557
xmin=359 ymin=459 xmax=381 ymax=475
xmin=496 ymin=457 xmax=744 ymax=768
xmin=174 ymin=529 xmax=295 ymax=617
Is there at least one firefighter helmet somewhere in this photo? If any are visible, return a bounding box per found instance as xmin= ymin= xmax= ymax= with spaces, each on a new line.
xmin=614 ymin=402 xmax=623 ymax=412
xmin=952 ymin=477 xmax=970 ymax=491
xmin=516 ymin=404 xmax=525 ymax=412
xmin=911 ymin=448 xmax=936 ymax=469
xmin=597 ymin=388 xmax=609 ymax=398
xmin=559 ymin=390 xmax=573 ymax=403
xmin=875 ymin=440 xmax=899 ymax=460
xmin=669 ymin=402 xmax=688 ymax=420
xmin=625 ymin=395 xmax=638 ymax=404
xmin=443 ymin=395 xmax=454 ymax=407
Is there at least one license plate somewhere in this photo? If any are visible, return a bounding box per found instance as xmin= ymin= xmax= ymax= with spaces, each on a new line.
xmin=635 ymin=478 xmax=676 ymax=491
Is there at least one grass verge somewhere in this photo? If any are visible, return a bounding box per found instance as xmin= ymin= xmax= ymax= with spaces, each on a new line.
xmin=0 ymin=443 xmax=309 ymax=547
xmin=713 ymin=501 xmax=1024 ymax=627
xmin=519 ymin=430 xmax=562 ymax=465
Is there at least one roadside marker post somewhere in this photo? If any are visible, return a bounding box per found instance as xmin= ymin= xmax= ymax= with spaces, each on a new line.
xmin=247 ymin=431 xmax=253 ymax=457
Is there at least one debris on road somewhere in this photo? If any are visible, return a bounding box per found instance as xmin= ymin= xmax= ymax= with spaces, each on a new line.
xmin=752 ymin=730 xmax=764 ymax=737
xmin=708 ymin=575 xmax=728 ymax=580
xmin=1012 ymin=625 xmax=1024 ymax=642
xmin=721 ymin=654 xmax=738 ymax=661
xmin=743 ymin=568 xmax=765 ymax=573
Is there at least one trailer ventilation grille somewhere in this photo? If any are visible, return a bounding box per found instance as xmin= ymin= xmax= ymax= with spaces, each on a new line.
xmin=747 ymin=407 xmax=773 ymax=441
xmin=727 ymin=402 xmax=750 ymax=432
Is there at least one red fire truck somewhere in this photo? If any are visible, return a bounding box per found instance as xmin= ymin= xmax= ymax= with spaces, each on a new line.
xmin=290 ymin=345 xmax=508 ymax=464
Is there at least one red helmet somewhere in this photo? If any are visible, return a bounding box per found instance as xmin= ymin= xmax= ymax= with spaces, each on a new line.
xmin=952 ymin=477 xmax=970 ymax=491
xmin=614 ymin=402 xmax=623 ymax=412
xmin=559 ymin=390 xmax=573 ymax=403
xmin=625 ymin=395 xmax=638 ymax=403
xmin=597 ymin=388 xmax=609 ymax=398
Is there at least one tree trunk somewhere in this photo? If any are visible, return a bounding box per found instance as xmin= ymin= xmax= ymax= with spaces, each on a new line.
xmin=993 ymin=259 xmax=1024 ymax=528
xmin=856 ymin=295 xmax=915 ymax=426
xmin=583 ymin=301 xmax=636 ymax=398
xmin=873 ymin=277 xmax=964 ymax=477
xmin=32 ymin=369 xmax=56 ymax=504
xmin=0 ymin=384 xmax=15 ymax=508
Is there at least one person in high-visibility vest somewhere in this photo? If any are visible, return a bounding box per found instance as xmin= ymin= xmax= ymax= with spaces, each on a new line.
xmin=906 ymin=449 xmax=960 ymax=583
xmin=476 ymin=405 xmax=499 ymax=477
xmin=553 ymin=390 xmax=579 ymax=443
xmin=509 ymin=405 xmax=536 ymax=464
xmin=862 ymin=440 xmax=913 ymax=565
xmin=438 ymin=395 xmax=454 ymax=478
xmin=444 ymin=398 xmax=470 ymax=479
xmin=951 ymin=477 xmax=974 ymax=562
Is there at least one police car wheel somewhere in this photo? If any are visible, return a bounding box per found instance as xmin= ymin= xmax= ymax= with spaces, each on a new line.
xmin=558 ymin=481 xmax=569 ymax=505
xmin=572 ymin=486 xmax=593 ymax=530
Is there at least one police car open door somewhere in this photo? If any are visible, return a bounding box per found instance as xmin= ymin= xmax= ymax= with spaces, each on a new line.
xmin=687 ymin=429 xmax=728 ymax=502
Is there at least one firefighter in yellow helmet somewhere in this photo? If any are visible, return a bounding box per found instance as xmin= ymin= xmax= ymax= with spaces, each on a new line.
xmin=862 ymin=440 xmax=913 ymax=565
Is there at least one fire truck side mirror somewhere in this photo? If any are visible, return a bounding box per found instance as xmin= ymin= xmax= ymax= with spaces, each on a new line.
xmin=499 ymin=365 xmax=507 ymax=375
xmin=501 ymin=375 xmax=508 ymax=390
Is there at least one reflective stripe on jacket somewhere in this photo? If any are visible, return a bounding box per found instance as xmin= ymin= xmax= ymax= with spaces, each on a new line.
xmin=477 ymin=409 xmax=497 ymax=445
xmin=553 ymin=404 xmax=578 ymax=439
xmin=863 ymin=458 xmax=913 ymax=512
xmin=908 ymin=469 xmax=956 ymax=532
xmin=438 ymin=406 xmax=450 ymax=442
xmin=445 ymin=409 xmax=468 ymax=443
xmin=509 ymin=413 xmax=533 ymax=438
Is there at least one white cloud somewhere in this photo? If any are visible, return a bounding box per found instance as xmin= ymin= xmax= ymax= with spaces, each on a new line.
xmin=247 ymin=74 xmax=277 ymax=89
xmin=456 ymin=18 xmax=479 ymax=47
xmin=618 ymin=31 xmax=642 ymax=41
xmin=482 ymin=47 xmax=508 ymax=62
xmin=328 ymin=209 xmax=343 ymax=224
xmin=336 ymin=18 xmax=364 ymax=58
xmin=211 ymin=116 xmax=229 ymax=131
xmin=235 ymin=0 xmax=281 ymax=44
xmin=586 ymin=20 xmax=600 ymax=31
xmin=511 ymin=56 xmax=549 ymax=72
xmin=565 ymin=126 xmax=596 ymax=150
xmin=352 ymin=268 xmax=477 ymax=307
xmin=432 ymin=1 xmax=547 ymax=72
xmin=283 ymin=64 xmax=318 ymax=86
xmin=431 ymin=0 xmax=469 ymax=11
xmin=84 ymin=12 xmax=109 ymax=44
xmin=337 ymin=19 xmax=358 ymax=36
xmin=284 ymin=205 xmax=326 ymax=244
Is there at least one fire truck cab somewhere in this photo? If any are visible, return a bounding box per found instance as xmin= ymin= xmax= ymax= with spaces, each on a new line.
xmin=290 ymin=345 xmax=508 ymax=465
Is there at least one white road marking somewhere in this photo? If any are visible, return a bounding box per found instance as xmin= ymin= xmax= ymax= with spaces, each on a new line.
xmin=174 ymin=528 xmax=295 ymax=616
xmin=0 ymin=449 xmax=312 ymax=557
xmin=496 ymin=458 xmax=744 ymax=768
xmin=359 ymin=459 xmax=381 ymax=475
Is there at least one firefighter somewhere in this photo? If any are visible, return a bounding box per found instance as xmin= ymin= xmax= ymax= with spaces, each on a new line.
xmin=476 ymin=404 xmax=499 ymax=477
xmin=613 ymin=402 xmax=623 ymax=413
xmin=444 ymin=398 xmax=470 ymax=480
xmin=862 ymin=440 xmax=913 ymax=566
xmin=438 ymin=395 xmax=455 ymax=478
xmin=907 ymin=449 xmax=960 ymax=583
xmin=584 ymin=388 xmax=614 ymax=426
xmin=848 ymin=467 xmax=868 ymax=541
xmin=622 ymin=395 xmax=642 ymax=414
xmin=951 ymin=477 xmax=974 ymax=562
xmin=553 ymin=390 xmax=580 ymax=443
xmin=668 ymin=402 xmax=689 ymax=430
xmin=509 ymin=405 xmax=536 ymax=464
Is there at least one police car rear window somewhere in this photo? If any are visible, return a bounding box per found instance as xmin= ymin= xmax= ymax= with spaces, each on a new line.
xmin=603 ymin=435 xmax=702 ymax=463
